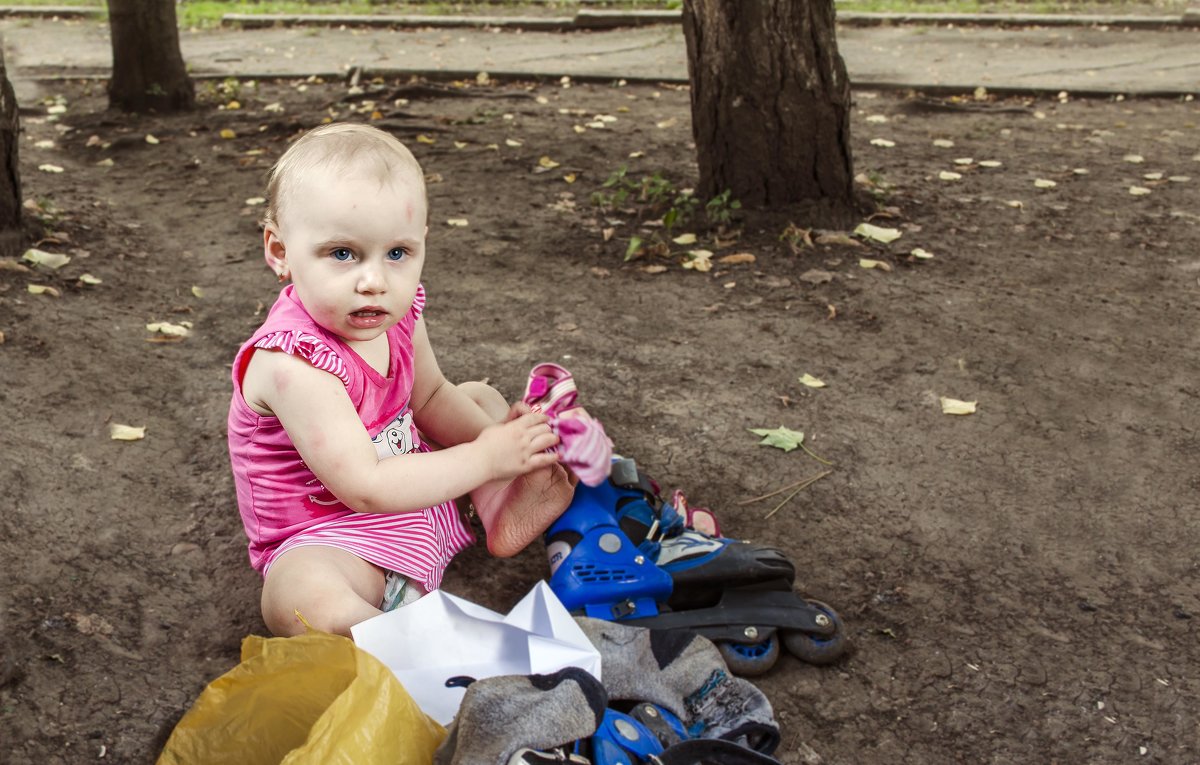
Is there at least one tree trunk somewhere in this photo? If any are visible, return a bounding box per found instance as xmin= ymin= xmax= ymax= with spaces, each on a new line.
xmin=106 ymin=0 xmax=194 ymax=113
xmin=682 ymin=0 xmax=856 ymax=224
xmin=0 ymin=40 xmax=22 ymax=258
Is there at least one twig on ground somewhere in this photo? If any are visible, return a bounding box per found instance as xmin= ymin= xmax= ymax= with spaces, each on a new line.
xmin=737 ymin=469 xmax=833 ymax=506
xmin=763 ymin=470 xmax=831 ymax=520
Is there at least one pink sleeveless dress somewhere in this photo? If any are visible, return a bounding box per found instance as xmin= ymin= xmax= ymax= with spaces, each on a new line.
xmin=227 ymin=284 xmax=474 ymax=591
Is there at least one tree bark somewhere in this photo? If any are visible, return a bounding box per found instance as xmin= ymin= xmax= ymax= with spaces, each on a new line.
xmin=0 ymin=40 xmax=22 ymax=257
xmin=106 ymin=0 xmax=195 ymax=113
xmin=682 ymin=0 xmax=857 ymax=223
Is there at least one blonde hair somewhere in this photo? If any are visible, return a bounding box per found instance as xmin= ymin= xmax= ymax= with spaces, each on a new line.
xmin=264 ymin=123 xmax=426 ymax=227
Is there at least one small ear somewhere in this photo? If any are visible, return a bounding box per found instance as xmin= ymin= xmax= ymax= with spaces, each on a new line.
xmin=263 ymin=224 xmax=287 ymax=278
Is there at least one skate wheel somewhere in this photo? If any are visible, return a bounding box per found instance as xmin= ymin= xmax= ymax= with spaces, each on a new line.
xmin=783 ymin=600 xmax=847 ymax=666
xmin=716 ymin=633 xmax=780 ymax=677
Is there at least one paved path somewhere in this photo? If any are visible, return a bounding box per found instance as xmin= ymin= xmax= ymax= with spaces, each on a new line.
xmin=2 ymin=16 xmax=1198 ymax=104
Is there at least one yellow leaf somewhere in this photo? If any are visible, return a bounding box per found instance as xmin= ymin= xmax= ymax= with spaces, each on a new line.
xmin=1128 ymin=186 xmax=1152 ymax=196
xmin=538 ymin=156 xmax=560 ymax=169
xmin=417 ymin=134 xmax=435 ymax=144
xmin=799 ymin=373 xmax=827 ymax=388
xmin=244 ymin=197 xmax=265 ymax=206
xmin=940 ymin=397 xmax=977 ymax=415
xmin=191 ymin=285 xmax=205 ymax=298
xmin=933 ymin=139 xmax=955 ymax=148
xmin=370 ymin=110 xmax=383 ymax=121
xmin=96 ymin=158 xmax=114 ymax=167
xmin=718 ymin=252 xmax=756 ymax=265
xmin=672 ymin=233 xmax=697 ymax=245
xmin=939 ymin=171 xmax=962 ymax=181
xmin=146 ymin=321 xmax=191 ymax=337
xmin=953 ymin=157 xmax=974 ymax=166
xmin=870 ymin=138 xmax=895 ymax=148
xmin=22 ymin=248 xmax=71 ymax=269
xmin=682 ymin=249 xmax=713 ymax=272
xmin=563 ymin=173 xmax=577 ymax=184
xmin=1005 ymin=200 xmax=1025 ymax=209
xmin=79 ymin=273 xmax=103 ymax=285
xmin=1034 ymin=178 xmax=1057 ymax=189
xmin=505 ymin=138 xmax=523 ymax=147
xmin=226 ymin=100 xmax=241 ymax=110
xmin=145 ymin=134 xmax=159 ymax=145
xmin=655 ymin=118 xmax=677 ymax=129
xmin=573 ymin=126 xmax=587 ymax=135
xmin=859 ymin=258 xmax=892 ymax=272
xmin=109 ymin=424 xmax=146 ymax=441
xmin=628 ymin=151 xmax=646 ymax=159
xmin=641 ymin=264 xmax=668 ymax=274
xmin=446 ymin=218 xmax=469 ymax=227
xmin=28 ymin=284 xmax=62 ymax=297
xmin=454 ymin=141 xmax=468 ymax=149
xmin=220 ymin=129 xmax=237 ymax=140
xmin=910 ymin=247 xmax=934 ymax=260
xmin=853 ymin=223 xmax=902 ymax=243
xmin=1122 ymin=154 xmax=1144 ymax=164
xmin=38 ymin=164 xmax=64 ymax=173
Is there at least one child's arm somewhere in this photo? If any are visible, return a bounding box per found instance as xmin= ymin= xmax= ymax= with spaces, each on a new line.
xmin=408 ymin=319 xmax=514 ymax=448
xmin=248 ymin=348 xmax=559 ymax=514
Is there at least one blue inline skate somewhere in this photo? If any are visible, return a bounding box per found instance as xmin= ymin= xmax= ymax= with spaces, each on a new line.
xmin=545 ymin=458 xmax=847 ymax=676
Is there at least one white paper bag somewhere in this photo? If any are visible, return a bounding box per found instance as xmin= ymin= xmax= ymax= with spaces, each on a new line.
xmin=351 ymin=581 xmax=601 ymax=725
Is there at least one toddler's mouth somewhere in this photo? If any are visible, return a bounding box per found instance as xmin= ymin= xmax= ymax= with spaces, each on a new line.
xmin=348 ymin=307 xmax=388 ymax=328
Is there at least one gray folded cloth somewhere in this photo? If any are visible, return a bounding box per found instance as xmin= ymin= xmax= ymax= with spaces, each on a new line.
xmin=433 ymin=667 xmax=607 ymax=765
xmin=575 ymin=618 xmax=780 ymax=754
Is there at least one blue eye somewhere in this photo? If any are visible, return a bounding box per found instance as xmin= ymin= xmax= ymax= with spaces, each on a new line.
xmin=387 ymin=247 xmax=408 ymax=261
xmin=331 ymin=248 xmax=353 ymax=262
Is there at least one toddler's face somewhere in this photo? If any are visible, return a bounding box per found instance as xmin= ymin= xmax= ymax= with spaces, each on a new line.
xmin=271 ymin=165 xmax=427 ymax=346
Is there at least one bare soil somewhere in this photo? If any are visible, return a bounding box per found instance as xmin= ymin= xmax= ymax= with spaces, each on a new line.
xmin=2 ymin=74 xmax=1198 ymax=764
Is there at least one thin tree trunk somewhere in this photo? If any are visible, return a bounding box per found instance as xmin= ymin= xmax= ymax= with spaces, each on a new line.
xmin=106 ymin=0 xmax=194 ymax=113
xmin=682 ymin=0 xmax=857 ymax=224
xmin=0 ymin=39 xmax=22 ymax=257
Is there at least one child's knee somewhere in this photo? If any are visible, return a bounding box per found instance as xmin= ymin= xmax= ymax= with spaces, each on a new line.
xmin=458 ymin=380 xmax=508 ymax=421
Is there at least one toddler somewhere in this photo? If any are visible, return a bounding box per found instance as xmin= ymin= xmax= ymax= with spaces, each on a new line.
xmin=227 ymin=123 xmax=575 ymax=637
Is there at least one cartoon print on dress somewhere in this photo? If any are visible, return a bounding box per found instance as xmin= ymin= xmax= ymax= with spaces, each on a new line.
xmin=372 ymin=409 xmax=418 ymax=459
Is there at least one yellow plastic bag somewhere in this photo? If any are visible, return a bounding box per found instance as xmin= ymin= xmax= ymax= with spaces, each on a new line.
xmin=158 ymin=630 xmax=446 ymax=765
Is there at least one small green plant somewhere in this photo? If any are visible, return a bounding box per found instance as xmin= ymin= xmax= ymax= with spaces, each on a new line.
xmin=705 ymin=189 xmax=742 ymax=228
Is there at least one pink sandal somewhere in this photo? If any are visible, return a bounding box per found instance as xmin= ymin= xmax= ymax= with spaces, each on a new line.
xmin=668 ymin=488 xmax=722 ymax=538
xmin=523 ymin=363 xmax=613 ymax=487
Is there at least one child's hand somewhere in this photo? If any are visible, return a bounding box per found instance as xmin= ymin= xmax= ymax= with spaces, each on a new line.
xmin=475 ymin=408 xmax=560 ymax=482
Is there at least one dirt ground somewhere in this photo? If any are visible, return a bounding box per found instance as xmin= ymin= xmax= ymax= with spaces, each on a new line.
xmin=2 ymin=70 xmax=1198 ymax=765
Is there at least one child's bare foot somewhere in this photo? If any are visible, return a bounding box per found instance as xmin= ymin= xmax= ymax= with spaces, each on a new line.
xmin=472 ymin=462 xmax=576 ymax=557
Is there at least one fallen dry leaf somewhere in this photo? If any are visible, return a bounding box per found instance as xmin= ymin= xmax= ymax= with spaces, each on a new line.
xmin=1034 ymin=179 xmax=1057 ymax=189
xmin=38 ymin=164 xmax=64 ymax=174
xmin=640 ymin=264 xmax=668 ymax=274
xmin=978 ymin=160 xmax=1003 ymax=168
xmin=910 ymin=247 xmax=934 ymax=260
xmin=22 ymin=248 xmax=70 ymax=269
xmin=78 ymin=273 xmax=102 ymax=285
xmin=505 ymin=138 xmax=523 ymax=147
xmin=939 ymin=171 xmax=962 ymax=181
xmin=563 ymin=173 xmax=577 ymax=184
xmin=933 ymin=139 xmax=955 ymax=148
xmin=109 ymin=424 xmax=146 ymax=440
xmin=446 ymin=218 xmax=469 ymax=227
xmin=417 ymin=134 xmax=435 ymax=144
xmin=219 ymin=129 xmax=236 ymax=140
xmin=870 ymin=138 xmax=896 ymax=148
xmin=853 ymin=223 xmax=902 ymax=244
xmin=718 ymin=253 xmax=756 ymax=265
xmin=191 ymin=285 xmax=205 ymax=298
xmin=859 ymin=258 xmax=892 ymax=272
xmin=672 ymin=233 xmax=697 ymax=245
xmin=28 ymin=284 xmax=61 ymax=297
xmin=682 ymin=250 xmax=714 ymax=272
xmin=146 ymin=321 xmax=191 ymax=337
xmin=538 ymin=156 xmax=560 ymax=169
xmin=799 ymin=373 xmax=827 ymax=388
xmin=799 ymin=269 xmax=834 ymax=285
xmin=145 ymin=134 xmax=159 ymax=145
xmin=1128 ymin=186 xmax=1152 ymax=196
xmin=0 ymin=258 xmax=31 ymax=273
xmin=940 ymin=397 xmax=977 ymax=415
